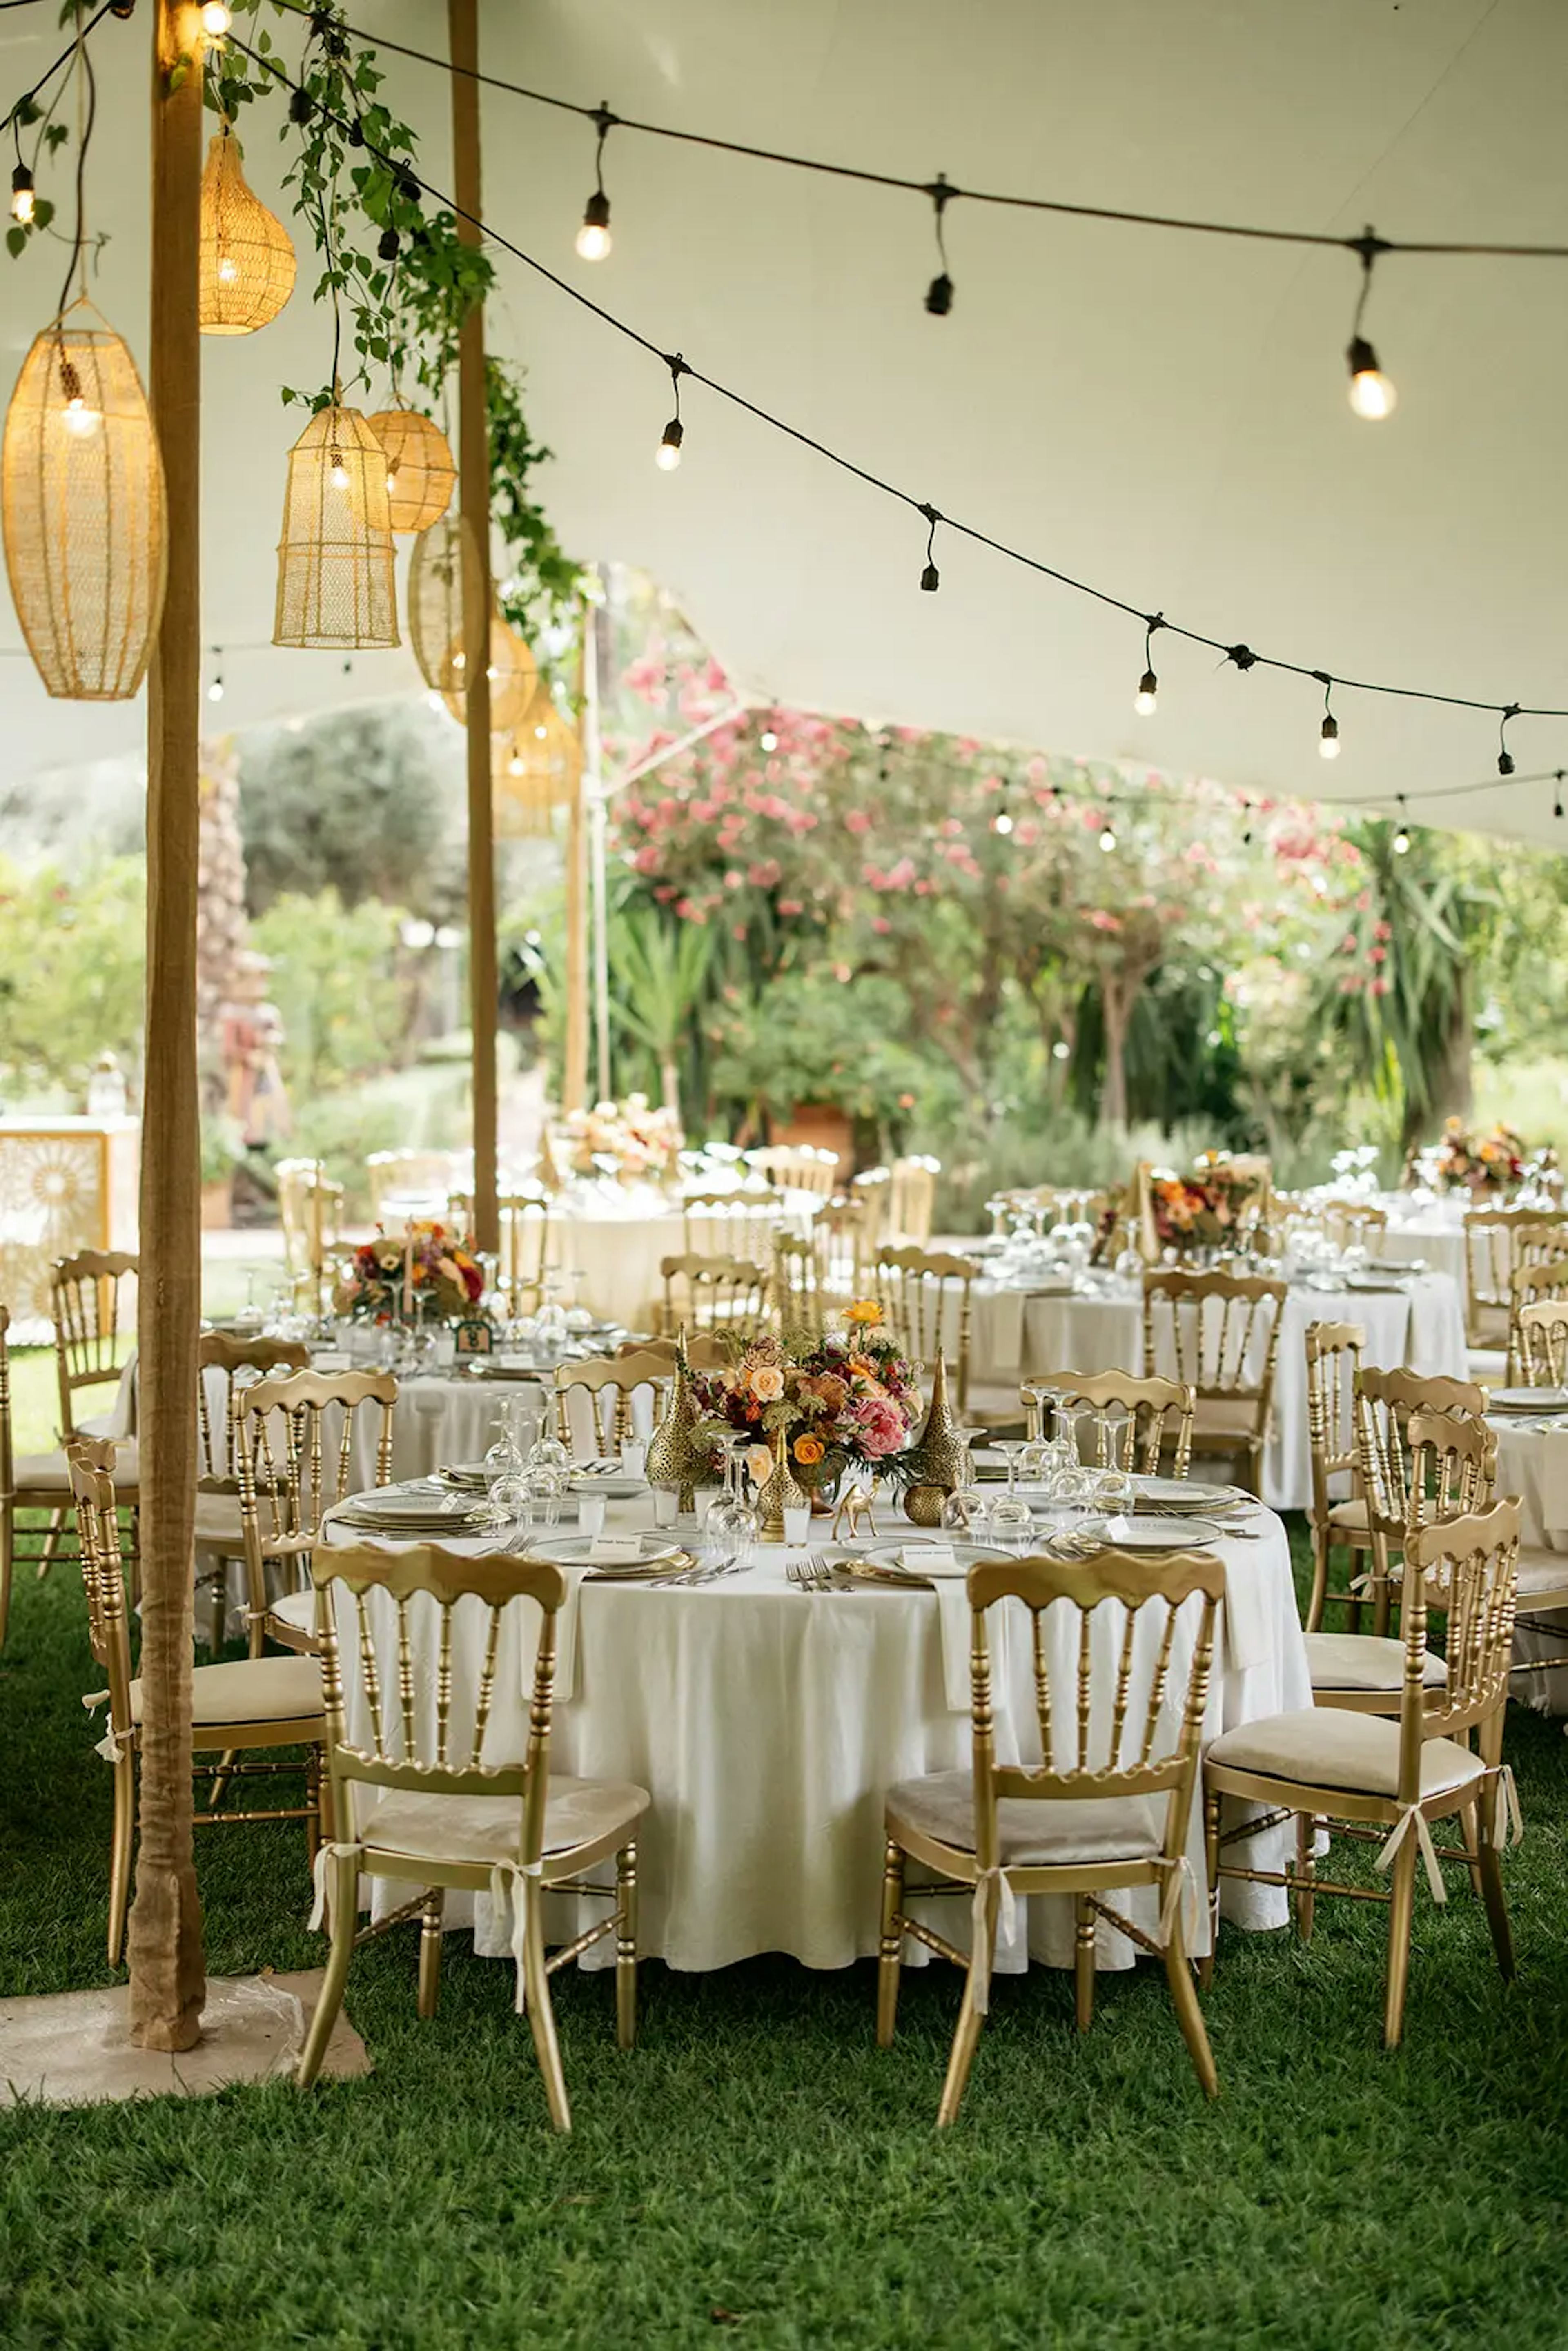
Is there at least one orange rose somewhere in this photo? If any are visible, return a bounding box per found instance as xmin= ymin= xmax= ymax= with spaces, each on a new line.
xmin=793 ymin=1434 xmax=825 ymax=1467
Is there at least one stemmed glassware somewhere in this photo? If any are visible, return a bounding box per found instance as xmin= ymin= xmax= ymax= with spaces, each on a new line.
xmin=703 ymin=1436 xmax=760 ymax=1573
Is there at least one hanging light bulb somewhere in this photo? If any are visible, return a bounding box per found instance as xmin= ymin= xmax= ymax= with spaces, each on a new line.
xmin=329 ymin=451 xmax=350 ymax=490
xmin=1497 ymin=704 xmax=1519 ymax=777
xmin=1135 ymin=670 xmax=1158 ymax=717
xmin=1344 ymin=231 xmax=1396 ymax=420
xmin=656 ymin=417 xmax=683 ymax=470
xmin=759 ymin=727 xmax=780 ymax=753
xmin=576 ymin=190 xmax=611 ymax=261
xmin=207 ymin=649 xmax=225 ymax=703
xmin=1099 ymin=822 xmax=1117 ymax=853
xmin=924 ymin=174 xmax=954 ymax=314
xmin=1392 ymin=794 xmax=1411 ymax=854
xmin=10 ymin=165 xmax=34 ymax=226
xmin=199 ymin=0 xmax=232 ymax=34
xmin=1319 ymin=714 xmax=1340 ymax=759
xmin=992 ymin=808 xmax=1014 ymax=836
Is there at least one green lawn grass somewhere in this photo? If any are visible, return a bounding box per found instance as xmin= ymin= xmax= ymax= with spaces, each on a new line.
xmin=3 ymin=1532 xmax=1568 ymax=2351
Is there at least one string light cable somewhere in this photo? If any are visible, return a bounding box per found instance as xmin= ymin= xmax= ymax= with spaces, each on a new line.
xmin=212 ymin=23 xmax=1568 ymax=764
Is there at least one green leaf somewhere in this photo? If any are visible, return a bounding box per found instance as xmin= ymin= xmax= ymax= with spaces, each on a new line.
xmin=5 ymin=225 xmax=24 ymax=259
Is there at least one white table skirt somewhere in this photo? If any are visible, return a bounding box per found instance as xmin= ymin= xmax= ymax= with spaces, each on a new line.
xmin=1490 ymin=1416 xmax=1568 ymax=1711
xmin=327 ymin=1495 xmax=1312 ymax=1979
xmin=964 ymin=1273 xmax=1468 ymax=1512
xmin=543 ymin=1185 xmax=817 ymax=1329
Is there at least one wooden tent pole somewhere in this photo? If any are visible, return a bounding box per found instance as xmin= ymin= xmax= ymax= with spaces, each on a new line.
xmin=449 ymin=0 xmax=498 ymax=1251
xmin=130 ymin=0 xmax=205 ymax=2051
xmin=563 ymin=614 xmax=590 ymax=1111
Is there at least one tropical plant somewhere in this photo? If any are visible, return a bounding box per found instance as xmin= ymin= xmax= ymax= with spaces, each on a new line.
xmin=606 ymin=902 xmax=716 ymax=1114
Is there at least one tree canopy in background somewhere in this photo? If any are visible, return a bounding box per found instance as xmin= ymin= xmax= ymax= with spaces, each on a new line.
xmin=237 ymin=704 xmax=467 ymax=921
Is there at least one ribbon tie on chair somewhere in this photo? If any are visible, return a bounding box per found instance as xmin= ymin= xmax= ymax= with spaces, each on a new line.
xmin=1374 ymin=1805 xmax=1447 ymax=1903
xmin=1156 ymin=1855 xmax=1200 ymax=1951
xmin=969 ymin=1866 xmax=1019 ymax=2017
xmin=489 ymin=1857 xmax=546 ymax=2015
xmin=307 ymin=1840 xmax=364 ymax=1935
xmin=1494 ymin=1763 xmax=1525 ymax=1849
xmin=82 ymin=1689 xmax=132 ymax=1762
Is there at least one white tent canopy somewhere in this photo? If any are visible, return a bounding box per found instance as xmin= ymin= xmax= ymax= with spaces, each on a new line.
xmin=1 ymin=0 xmax=1564 ymax=842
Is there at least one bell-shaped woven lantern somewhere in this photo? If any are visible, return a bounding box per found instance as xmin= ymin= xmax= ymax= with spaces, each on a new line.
xmin=441 ymin=612 xmax=538 ymax=733
xmin=198 ymin=128 xmax=296 ymax=336
xmin=408 ymin=510 xmax=483 ymax=694
xmin=494 ymin=697 xmax=581 ymax=837
xmin=273 ymin=402 xmax=399 ymax=648
xmin=367 ymin=404 xmax=455 ymax=532
xmin=2 ymin=300 xmax=167 ymax=700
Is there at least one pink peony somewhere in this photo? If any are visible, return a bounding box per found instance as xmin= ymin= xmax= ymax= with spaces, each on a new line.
xmin=853 ymin=1395 xmax=909 ymax=1457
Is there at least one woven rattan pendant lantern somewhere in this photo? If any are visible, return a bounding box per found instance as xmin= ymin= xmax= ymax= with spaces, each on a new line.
xmin=198 ymin=128 xmax=296 ymax=336
xmin=273 ymin=400 xmax=399 ymax=649
xmin=440 ymin=612 xmax=537 ymax=733
xmin=495 ymin=698 xmax=581 ymax=835
xmin=408 ymin=510 xmax=483 ymax=694
xmin=367 ymin=405 xmax=455 ymax=533
xmin=2 ymin=299 xmax=167 ymax=699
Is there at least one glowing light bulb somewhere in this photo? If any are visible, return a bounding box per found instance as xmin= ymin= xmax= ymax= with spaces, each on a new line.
xmin=1134 ymin=668 xmax=1158 ymax=717
xmin=451 ymin=651 xmax=466 ymax=671
xmin=216 ymin=254 xmax=238 ymax=285
xmin=1393 ymin=826 xmax=1410 ymax=854
xmin=1099 ymin=825 xmax=1117 ymax=853
xmin=508 ymin=752 xmax=523 ymax=776
xmin=385 ymin=468 xmax=398 ymax=494
xmin=207 ymin=677 xmax=225 ymax=704
xmin=1319 ymin=714 xmax=1341 ymax=760
xmin=1346 ymin=337 xmax=1396 ymax=421
xmin=759 ymin=728 xmax=779 ymax=753
xmin=533 ymin=721 xmax=548 ymax=739
xmin=992 ymin=809 xmax=1014 ymax=836
xmin=62 ymin=395 xmax=101 ymax=438
xmin=330 ymin=456 xmax=350 ymax=490
xmin=575 ymin=191 xmax=612 ymax=261
xmin=656 ymin=417 xmax=683 ymax=471
xmin=10 ymin=167 xmax=33 ymax=225
xmin=200 ymin=1 xmax=232 ymax=34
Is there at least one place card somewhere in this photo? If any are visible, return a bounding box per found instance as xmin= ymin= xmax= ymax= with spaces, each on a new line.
xmin=589 ymin=1535 xmax=644 ymax=1565
xmin=906 ymin=1542 xmax=955 ymax=1572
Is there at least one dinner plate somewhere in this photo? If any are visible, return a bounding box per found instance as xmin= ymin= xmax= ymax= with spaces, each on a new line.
xmin=862 ymin=1538 xmax=1010 ymax=1581
xmin=1100 ymin=1514 xmax=1223 ymax=1550
xmin=570 ymin=1474 xmax=648 ymax=1501
xmin=1129 ymin=1476 xmax=1245 ymax=1511
xmin=436 ymin=1461 xmax=492 ymax=1488
xmin=1489 ymin=1387 xmax=1568 ymax=1414
xmin=521 ymin=1531 xmax=686 ymax=1573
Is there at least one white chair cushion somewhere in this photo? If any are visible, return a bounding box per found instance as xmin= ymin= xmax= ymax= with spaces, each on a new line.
xmin=357 ymin=1775 xmax=649 ymax=1865
xmin=1304 ymin=1633 xmax=1446 ymax=1693
xmin=270 ymin=1588 xmax=318 ymax=1634
xmin=193 ymin=1493 xmax=245 ymax=1550
xmin=1515 ymin=1547 xmax=1568 ymax=1603
xmin=1325 ymin=1497 xmax=1369 ymax=1534
xmin=1207 ymin=1707 xmax=1484 ymax=1802
xmin=1466 ymin=1347 xmax=1508 ymax=1383
xmin=11 ymin=1450 xmax=72 ymax=1494
xmin=130 ymin=1654 xmax=322 ymax=1728
xmin=887 ymin=1768 xmax=1164 ymax=1866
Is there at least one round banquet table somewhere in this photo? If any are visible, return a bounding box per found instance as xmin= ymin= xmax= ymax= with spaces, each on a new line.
xmin=325 ymin=1490 xmax=1313 ymax=1984
xmin=1489 ymin=1412 xmax=1568 ymax=1711
xmin=964 ymin=1271 xmax=1468 ymax=1512
xmin=542 ymin=1181 xmax=817 ymax=1329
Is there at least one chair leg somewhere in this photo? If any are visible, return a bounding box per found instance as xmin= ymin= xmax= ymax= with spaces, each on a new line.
xmin=36 ymin=1505 xmax=67 ymax=1579
xmin=1381 ymin=1828 xmax=1419 ymax=2050
xmin=304 ymin=1748 xmax=321 ymax=1868
xmin=522 ymin=1886 xmax=572 ymax=2134
xmin=1294 ymin=1812 xmax=1316 ymax=1944
xmin=1305 ymin=1522 xmax=1331 ymax=1633
xmin=1163 ymin=1909 xmax=1218 ymax=2099
xmin=297 ymin=1848 xmax=360 ymax=2088
xmin=417 ymin=1889 xmax=445 ymax=2019
xmin=207 ymin=1750 xmax=237 ymax=1813
xmin=1074 ymin=1893 xmax=1096 ymax=2033
xmin=1477 ymin=1785 xmax=1516 ymax=1982
xmin=107 ymin=1754 xmax=135 ymax=1969
xmin=615 ymin=1839 xmax=639 ymax=2051
xmin=936 ymin=1876 xmax=995 ymax=2129
xmin=1199 ymin=1787 xmax=1221 ymax=1992
xmin=1457 ymin=1797 xmax=1485 ymax=1901
xmin=876 ymin=1837 xmax=905 ymax=2048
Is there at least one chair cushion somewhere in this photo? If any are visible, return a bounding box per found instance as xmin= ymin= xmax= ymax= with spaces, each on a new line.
xmin=357 ymin=1775 xmax=650 ymax=1865
xmin=1467 ymin=1347 xmax=1508 ymax=1383
xmin=1304 ymin=1633 xmax=1446 ymax=1693
xmin=270 ymin=1588 xmax=318 ymax=1634
xmin=1515 ymin=1547 xmax=1568 ymax=1603
xmin=1326 ymin=1497 xmax=1369 ymax=1533
xmin=130 ymin=1654 xmax=322 ymax=1728
xmin=886 ymin=1768 xmax=1164 ymax=1866
xmin=1190 ymin=1399 xmax=1262 ymax=1440
xmin=11 ymin=1450 xmax=72 ymax=1494
xmin=193 ymin=1493 xmax=245 ymax=1550
xmin=1207 ymin=1707 xmax=1484 ymax=1802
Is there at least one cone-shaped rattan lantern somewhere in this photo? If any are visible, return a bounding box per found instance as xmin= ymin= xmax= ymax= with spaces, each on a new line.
xmin=408 ymin=510 xmax=483 ymax=694
xmin=2 ymin=299 xmax=167 ymax=700
xmin=198 ymin=128 xmax=296 ymax=336
xmin=273 ymin=401 xmax=399 ymax=649
xmin=495 ymin=697 xmax=581 ymax=836
xmin=440 ymin=611 xmax=538 ymax=733
xmin=368 ymin=404 xmax=455 ymax=533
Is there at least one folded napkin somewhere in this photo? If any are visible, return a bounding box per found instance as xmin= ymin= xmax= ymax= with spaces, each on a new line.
xmin=1220 ymin=1529 xmax=1271 ymax=1674
xmin=1539 ymin=1430 xmax=1568 ymax=1541
xmin=978 ymin=1287 xmax=1026 ymax=1380
xmin=934 ymin=1580 xmax=976 ymax=1710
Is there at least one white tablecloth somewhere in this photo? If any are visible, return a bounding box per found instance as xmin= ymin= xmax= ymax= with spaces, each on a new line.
xmin=543 ymin=1183 xmax=817 ymax=1329
xmin=327 ymin=1494 xmax=1312 ymax=1980
xmin=1490 ymin=1414 xmax=1568 ymax=1710
xmin=965 ymin=1273 xmax=1468 ymax=1512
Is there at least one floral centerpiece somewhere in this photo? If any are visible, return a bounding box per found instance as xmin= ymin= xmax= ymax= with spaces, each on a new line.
xmin=557 ymin=1093 xmax=683 ymax=1183
xmin=1149 ymin=1156 xmax=1265 ymax=1252
xmin=1422 ymin=1118 xmax=1526 ymax=1196
xmin=689 ymin=1301 xmax=922 ymax=1498
xmin=334 ymin=1220 xmax=486 ymax=1325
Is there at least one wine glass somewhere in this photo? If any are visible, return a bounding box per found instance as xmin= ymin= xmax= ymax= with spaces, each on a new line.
xmin=988 ymin=1491 xmax=1035 ymax=1552
xmin=941 ymin=1484 xmax=990 ymax=1542
xmin=989 ymin=1436 xmax=1027 ymax=1496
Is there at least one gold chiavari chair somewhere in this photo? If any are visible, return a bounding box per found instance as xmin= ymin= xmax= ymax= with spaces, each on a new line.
xmin=659 ymin=1253 xmax=769 ymax=1339
xmin=1023 ymin=1370 xmax=1195 ymax=1477
xmin=235 ymin=1367 xmax=398 ymax=1657
xmin=875 ymin=1245 xmax=978 ymax=1413
xmin=296 ymin=1540 xmax=650 ymax=2129
xmin=365 ymin=1149 xmax=457 ymax=1221
xmin=44 ymin=1247 xmax=142 ymax=1581
xmin=619 ymin=1330 xmax=730 ymax=1374
xmin=68 ymin=1436 xmax=326 ymax=1967
xmin=1507 ymin=1258 xmax=1568 ymax=1385
xmin=1303 ymin=1320 xmax=1370 ymax=1633
xmin=682 ymin=1187 xmax=784 ymax=1262
xmin=1463 ymin=1208 xmax=1568 ymax=1358
xmin=1307 ymin=1407 xmax=1496 ymax=1714
xmin=1204 ymin=1501 xmax=1521 ymax=2047
xmin=878 ymin=1547 xmax=1224 ymax=2122
xmin=1320 ymin=1200 xmax=1388 ymax=1253
xmin=1494 ymin=1305 xmax=1568 ymax=1680
xmin=555 ymin=1350 xmax=673 ymax=1453
xmin=815 ymin=1192 xmax=873 ymax=1305
xmin=887 ymin=1155 xmax=941 ymax=1246
xmin=1517 ymin=1296 xmax=1568 ymax=1386
xmin=1 ymin=1300 xmax=77 ymax=1643
xmin=744 ymin=1143 xmax=840 ymax=1201
xmin=276 ymin=1157 xmax=345 ymax=1312
xmin=448 ymin=1190 xmax=552 ymax=1318
xmin=772 ymin=1230 xmax=820 ymax=1334
xmin=1351 ymin=1367 xmax=1489 ymax=1634
xmin=1141 ymin=1269 xmax=1286 ymax=1496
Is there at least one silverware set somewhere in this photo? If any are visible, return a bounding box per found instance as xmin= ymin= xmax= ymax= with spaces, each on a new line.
xmin=787 ymin=1553 xmax=851 ymax=1593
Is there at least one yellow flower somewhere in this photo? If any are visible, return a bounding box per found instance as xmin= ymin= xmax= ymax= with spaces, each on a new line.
xmin=845 ymin=1299 xmax=883 ymax=1326
xmin=793 ymin=1434 xmax=825 ymax=1467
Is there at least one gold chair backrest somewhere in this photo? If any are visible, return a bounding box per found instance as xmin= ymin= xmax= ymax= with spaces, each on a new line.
xmin=1024 ymin=1370 xmax=1195 ymax=1477
xmin=772 ymin=1230 xmax=819 ymax=1334
xmin=814 ymin=1193 xmax=872 ymax=1299
xmin=1321 ymin=1200 xmax=1388 ymax=1251
xmin=1397 ymin=1501 xmax=1519 ymax=1785
xmin=682 ymin=1187 xmax=784 ymax=1262
xmin=1464 ymin=1208 xmax=1568 ymax=1331
xmin=964 ymin=1548 xmax=1224 ymax=1872
xmin=875 ymin=1245 xmax=977 ymax=1411
xmin=850 ymin=1167 xmax=892 ymax=1258
xmin=1304 ymin=1319 xmax=1366 ymax=1527
xmin=51 ymin=1249 xmax=138 ymax=1437
xmin=1518 ymin=1298 xmax=1568 ymax=1387
xmin=659 ymin=1252 xmax=769 ymax=1337
xmin=276 ymin=1158 xmax=343 ymax=1283
xmin=887 ymin=1155 xmax=940 ymax=1245
xmin=448 ymin=1190 xmax=549 ymax=1315
xmin=1403 ymin=1408 xmax=1498 ymax=1531
xmin=66 ymin=1436 xmax=134 ymax=1735
xmin=1351 ymin=1367 xmax=1490 ymax=1546
xmin=620 ymin=1330 xmax=729 ymax=1373
xmin=555 ymin=1349 xmax=673 ymax=1451
xmin=196 ymin=1331 xmax=311 ymax=1486
xmin=310 ymin=1540 xmax=566 ymax=1855
xmin=1508 ymin=1257 xmax=1568 ymax=1384
xmin=235 ymin=1367 xmax=399 ymax=1605
xmin=1142 ymin=1270 xmax=1286 ymax=1406
xmin=365 ymin=1149 xmax=456 ymax=1220
xmin=745 ymin=1144 xmax=840 ymax=1201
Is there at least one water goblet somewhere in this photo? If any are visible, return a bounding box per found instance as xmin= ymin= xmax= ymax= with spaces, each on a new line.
xmin=522 ymin=1465 xmax=566 ymax=1532
xmin=940 ymin=1485 xmax=989 ymax=1541
xmin=488 ymin=1469 xmax=531 ymax=1539
xmin=987 ymin=1492 xmax=1036 ymax=1553
xmin=527 ymin=1432 xmax=572 ymax=1480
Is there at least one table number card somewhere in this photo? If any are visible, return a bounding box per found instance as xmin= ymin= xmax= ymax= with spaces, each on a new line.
xmin=453 ymin=1316 xmax=494 ymax=1357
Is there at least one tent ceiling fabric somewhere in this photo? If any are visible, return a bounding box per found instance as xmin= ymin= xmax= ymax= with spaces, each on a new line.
xmin=1 ymin=0 xmax=1563 ymax=843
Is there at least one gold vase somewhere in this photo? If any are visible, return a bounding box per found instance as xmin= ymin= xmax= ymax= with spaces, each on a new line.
xmin=645 ymin=1328 xmax=707 ymax=1513
xmin=756 ymin=1422 xmax=807 ymax=1540
xmin=903 ymin=1355 xmax=967 ymax=1492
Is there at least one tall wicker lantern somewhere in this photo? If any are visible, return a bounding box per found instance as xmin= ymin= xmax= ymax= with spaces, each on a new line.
xmin=440 ymin=612 xmax=537 ymax=733
xmin=198 ymin=128 xmax=296 ymax=337
xmin=367 ymin=405 xmax=456 ymax=533
xmin=273 ymin=401 xmax=398 ymax=649
xmin=2 ymin=300 xmax=167 ymax=700
xmin=495 ymin=697 xmax=581 ymax=836
xmin=408 ymin=510 xmax=483 ymax=693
